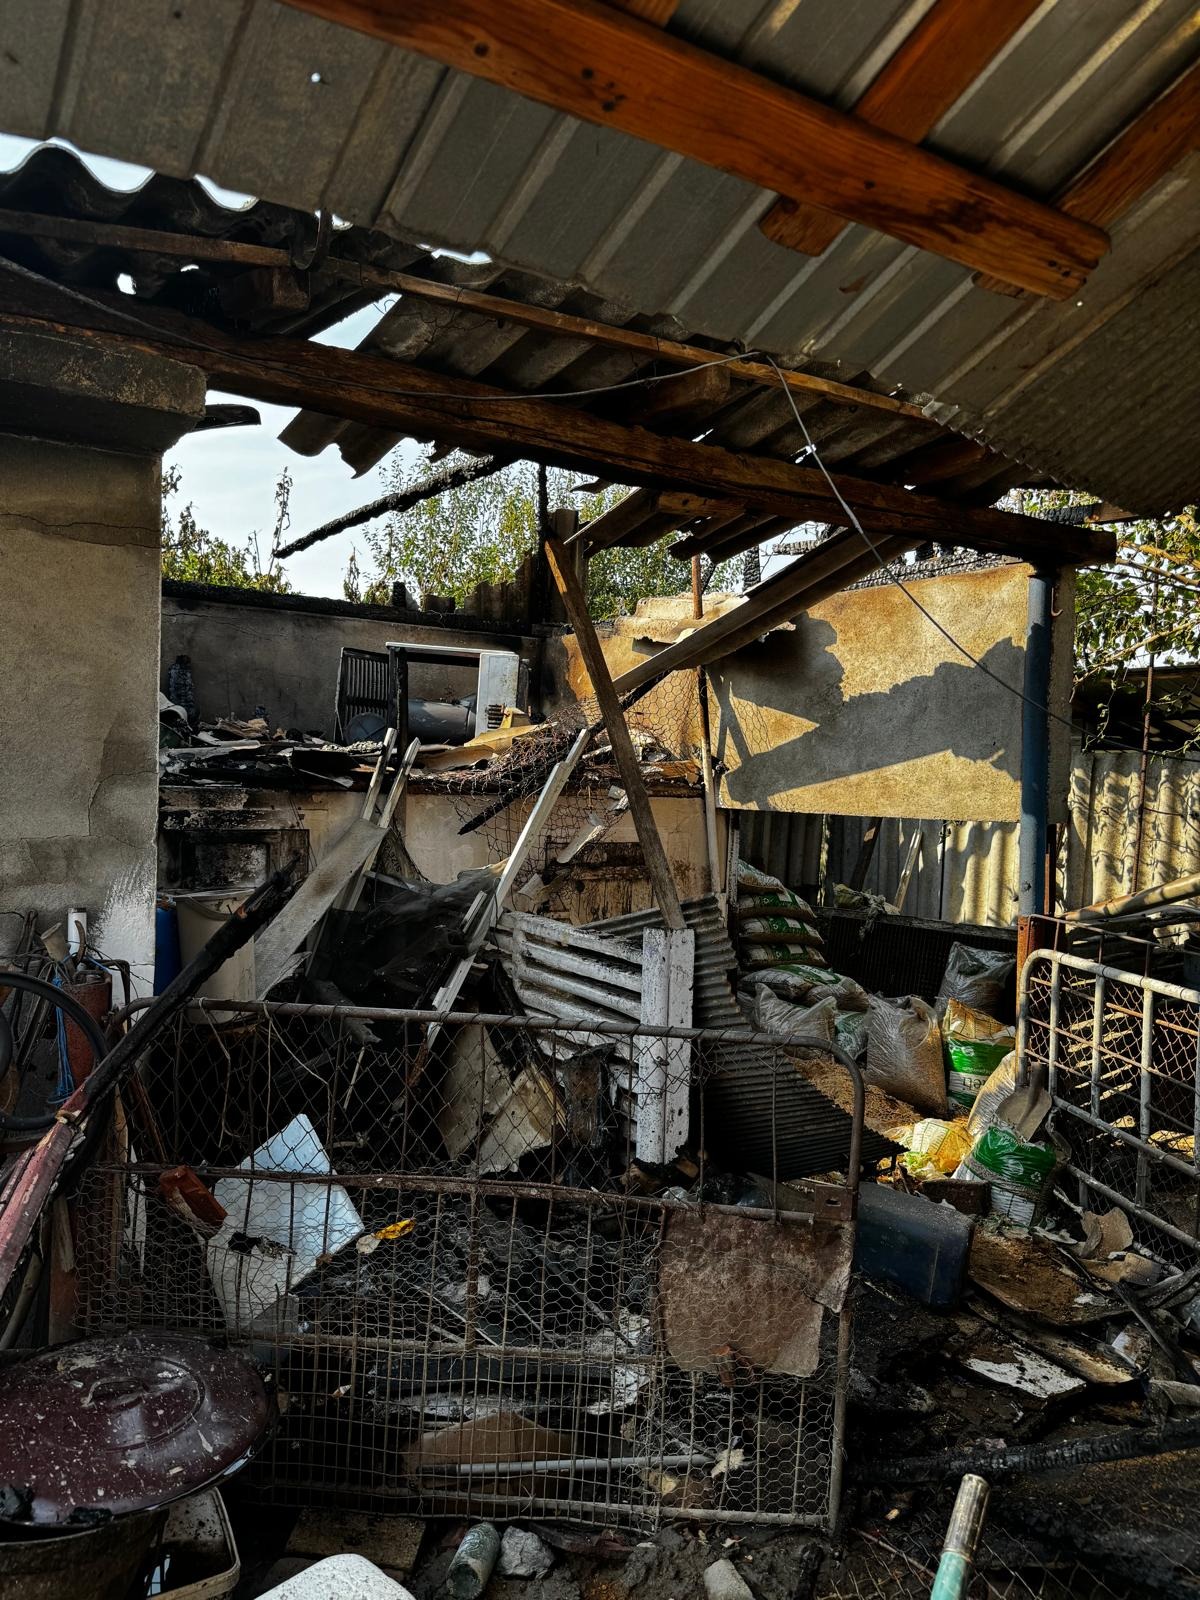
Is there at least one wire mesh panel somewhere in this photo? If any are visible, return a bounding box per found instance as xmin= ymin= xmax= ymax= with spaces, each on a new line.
xmin=1022 ymin=949 xmax=1200 ymax=1267
xmin=75 ymin=1004 xmax=859 ymax=1530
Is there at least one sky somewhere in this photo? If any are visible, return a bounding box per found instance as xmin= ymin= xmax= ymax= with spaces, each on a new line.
xmin=0 ymin=132 xmax=420 ymax=598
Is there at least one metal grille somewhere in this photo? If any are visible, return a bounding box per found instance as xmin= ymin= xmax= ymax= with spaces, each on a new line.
xmin=1022 ymin=949 xmax=1200 ymax=1267
xmin=76 ymin=1003 xmax=859 ymax=1530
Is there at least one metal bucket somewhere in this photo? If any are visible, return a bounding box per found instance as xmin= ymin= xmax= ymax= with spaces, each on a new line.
xmin=0 ymin=1508 xmax=166 ymax=1600
xmin=175 ymin=891 xmax=255 ymax=1005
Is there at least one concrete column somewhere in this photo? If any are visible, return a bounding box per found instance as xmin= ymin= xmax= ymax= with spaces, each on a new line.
xmin=0 ymin=326 xmax=204 ymax=992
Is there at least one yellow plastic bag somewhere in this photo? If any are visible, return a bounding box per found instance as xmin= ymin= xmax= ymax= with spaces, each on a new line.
xmin=899 ymin=1117 xmax=973 ymax=1175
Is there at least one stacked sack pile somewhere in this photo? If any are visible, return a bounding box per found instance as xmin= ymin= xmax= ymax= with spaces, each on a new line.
xmin=734 ymin=861 xmax=1066 ymax=1229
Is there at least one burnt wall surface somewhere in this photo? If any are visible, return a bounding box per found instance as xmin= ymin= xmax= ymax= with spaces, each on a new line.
xmin=0 ymin=327 xmax=204 ymax=990
xmin=161 ymin=585 xmax=542 ymax=739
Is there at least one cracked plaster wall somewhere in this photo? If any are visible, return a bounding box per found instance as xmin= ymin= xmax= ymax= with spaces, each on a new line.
xmin=0 ymin=433 xmax=162 ymax=987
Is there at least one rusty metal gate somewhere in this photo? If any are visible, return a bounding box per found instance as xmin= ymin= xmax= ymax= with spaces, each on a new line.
xmin=1021 ymin=949 xmax=1200 ymax=1267
xmin=75 ymin=1002 xmax=862 ymax=1531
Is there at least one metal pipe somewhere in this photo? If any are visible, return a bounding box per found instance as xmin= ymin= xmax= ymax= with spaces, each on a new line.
xmin=1066 ymin=867 xmax=1200 ymax=925
xmin=930 ymin=1475 xmax=990 ymax=1600
xmin=1023 ymin=947 xmax=1200 ymax=1005
xmin=1019 ymin=568 xmax=1055 ymax=917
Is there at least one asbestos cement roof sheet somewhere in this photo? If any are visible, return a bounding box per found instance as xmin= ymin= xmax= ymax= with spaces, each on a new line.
xmin=4 ymin=0 xmax=1198 ymax=511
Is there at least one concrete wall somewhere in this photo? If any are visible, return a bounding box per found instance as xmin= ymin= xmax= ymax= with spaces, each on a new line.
xmin=161 ymin=587 xmax=540 ymax=739
xmin=550 ymin=564 xmax=1075 ymax=825
xmin=0 ymin=327 xmax=203 ymax=990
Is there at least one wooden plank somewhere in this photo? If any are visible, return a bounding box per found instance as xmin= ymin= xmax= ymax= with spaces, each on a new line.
xmin=337 ymin=735 xmax=421 ymax=915
xmin=636 ymin=926 xmax=694 ymax=1162
xmin=252 ymin=819 xmax=386 ymax=997
xmin=425 ymin=729 xmax=591 ymax=1039
xmin=604 ymin=0 xmax=678 ymax=21
xmin=0 ymin=203 xmax=928 ymax=421
xmin=618 ymin=360 xmax=731 ymax=426
xmin=761 ymin=0 xmax=1042 ymax=255
xmin=0 ymin=290 xmax=1115 ymax=567
xmin=278 ymin=0 xmax=1107 ymax=298
xmin=545 ymin=535 xmax=686 ymax=929
xmin=976 ymin=61 xmax=1200 ymax=293
xmin=610 ymin=529 xmax=916 ymax=696
xmin=1059 ymin=59 xmax=1200 ymax=228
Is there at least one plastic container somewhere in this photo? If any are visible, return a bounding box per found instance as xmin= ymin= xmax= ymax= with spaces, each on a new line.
xmin=174 ymin=892 xmax=255 ymax=1004
xmin=854 ymin=1181 xmax=976 ymax=1309
xmin=150 ymin=1489 xmax=240 ymax=1599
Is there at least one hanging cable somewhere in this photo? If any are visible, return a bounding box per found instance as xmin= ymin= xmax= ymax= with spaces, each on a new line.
xmin=762 ymin=355 xmax=1200 ymax=769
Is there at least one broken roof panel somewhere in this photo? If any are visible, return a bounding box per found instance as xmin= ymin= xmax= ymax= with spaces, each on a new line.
xmin=5 ymin=0 xmax=1197 ymax=510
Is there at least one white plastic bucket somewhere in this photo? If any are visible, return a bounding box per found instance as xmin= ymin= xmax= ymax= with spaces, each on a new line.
xmin=174 ymin=892 xmax=256 ymax=1005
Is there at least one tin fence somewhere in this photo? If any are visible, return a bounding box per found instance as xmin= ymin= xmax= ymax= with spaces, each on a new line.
xmin=1021 ymin=949 xmax=1200 ymax=1267
xmin=76 ymin=1002 xmax=862 ymax=1531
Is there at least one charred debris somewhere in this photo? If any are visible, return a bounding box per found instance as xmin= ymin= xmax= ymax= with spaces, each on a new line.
xmin=6 ymin=663 xmax=1200 ymax=1597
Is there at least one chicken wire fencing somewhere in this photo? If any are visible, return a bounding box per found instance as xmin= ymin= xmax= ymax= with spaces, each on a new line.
xmin=75 ymin=1002 xmax=861 ymax=1531
xmin=1022 ymin=948 xmax=1200 ymax=1270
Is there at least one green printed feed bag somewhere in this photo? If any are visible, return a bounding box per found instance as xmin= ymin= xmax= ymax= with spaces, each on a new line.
xmin=742 ymin=942 xmax=826 ymax=969
xmin=737 ymin=890 xmax=818 ymax=922
xmin=736 ymin=859 xmax=791 ymax=896
xmin=963 ymin=1125 xmax=1057 ymax=1224
xmin=740 ymin=916 xmax=823 ymax=948
xmin=943 ymin=999 xmax=1016 ymax=1110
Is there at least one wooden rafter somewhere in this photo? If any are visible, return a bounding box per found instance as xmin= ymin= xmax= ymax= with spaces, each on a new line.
xmin=977 ymin=61 xmax=1200 ymax=294
xmin=277 ymin=0 xmax=1107 ymax=298
xmin=0 ymin=281 xmax=1115 ymax=568
xmin=611 ymin=529 xmax=919 ymax=693
xmin=761 ymin=0 xmax=1042 ymax=256
xmin=1060 ymin=59 xmax=1200 ymax=228
xmin=0 ymin=204 xmax=927 ymax=423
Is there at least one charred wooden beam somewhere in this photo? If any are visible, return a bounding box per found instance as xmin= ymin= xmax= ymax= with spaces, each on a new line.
xmin=0 ymin=278 xmax=1115 ymax=568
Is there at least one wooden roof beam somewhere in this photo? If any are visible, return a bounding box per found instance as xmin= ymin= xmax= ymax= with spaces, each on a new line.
xmin=762 ymin=0 xmax=1043 ymax=257
xmin=613 ymin=529 xmax=918 ymax=692
xmin=0 ymin=203 xmax=931 ymax=423
xmin=977 ymin=60 xmax=1200 ymax=294
xmin=278 ymin=0 xmax=1107 ymax=298
xmin=0 ymin=281 xmax=1115 ymax=569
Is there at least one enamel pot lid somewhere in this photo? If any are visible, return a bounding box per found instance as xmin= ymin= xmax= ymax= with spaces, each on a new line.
xmin=0 ymin=1332 xmax=275 ymax=1527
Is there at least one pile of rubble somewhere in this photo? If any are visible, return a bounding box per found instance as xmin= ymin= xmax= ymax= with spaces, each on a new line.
xmin=7 ymin=719 xmax=1200 ymax=1597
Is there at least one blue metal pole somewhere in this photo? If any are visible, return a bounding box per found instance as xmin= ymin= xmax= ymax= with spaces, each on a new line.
xmin=1019 ymin=568 xmax=1055 ymax=918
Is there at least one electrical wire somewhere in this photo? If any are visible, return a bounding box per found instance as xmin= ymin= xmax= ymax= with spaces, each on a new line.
xmin=762 ymin=354 xmax=1200 ymax=769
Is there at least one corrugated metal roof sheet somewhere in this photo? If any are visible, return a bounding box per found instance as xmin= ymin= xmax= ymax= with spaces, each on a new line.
xmin=5 ymin=0 xmax=1197 ymax=511
xmin=0 ymin=147 xmax=1034 ymax=566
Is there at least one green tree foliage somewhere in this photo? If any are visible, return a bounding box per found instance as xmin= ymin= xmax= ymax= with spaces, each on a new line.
xmin=344 ymin=451 xmax=737 ymax=617
xmin=160 ymin=464 xmax=294 ymax=593
xmin=1009 ymin=488 xmax=1200 ymax=750
xmin=1008 ymin=489 xmax=1200 ymax=680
